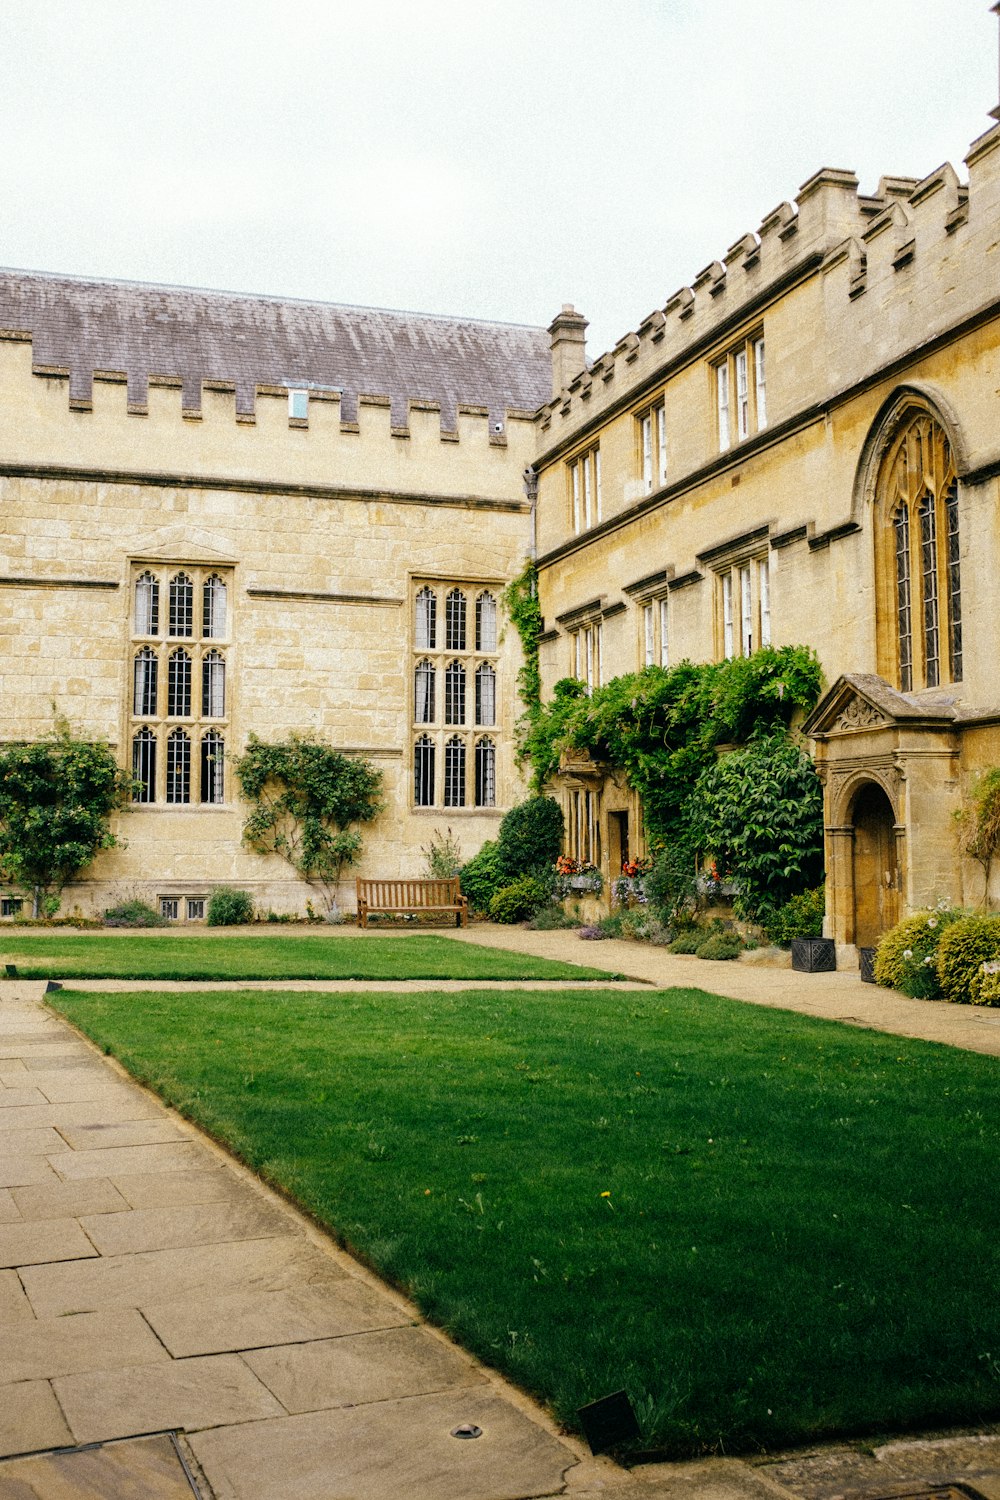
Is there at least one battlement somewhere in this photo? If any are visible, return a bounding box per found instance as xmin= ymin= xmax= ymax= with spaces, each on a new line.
xmin=0 ymin=290 xmax=542 ymax=507
xmin=537 ymin=120 xmax=1000 ymax=444
xmin=0 ymin=269 xmax=550 ymax=449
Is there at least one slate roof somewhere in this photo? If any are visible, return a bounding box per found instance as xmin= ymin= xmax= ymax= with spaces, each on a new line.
xmin=0 ymin=268 xmax=552 ymax=431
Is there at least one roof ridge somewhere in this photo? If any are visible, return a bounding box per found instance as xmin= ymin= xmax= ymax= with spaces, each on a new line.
xmin=0 ymin=264 xmax=547 ymax=335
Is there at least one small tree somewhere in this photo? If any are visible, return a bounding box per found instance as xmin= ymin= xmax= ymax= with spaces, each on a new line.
xmin=234 ymin=734 xmax=383 ymax=912
xmin=960 ymin=766 xmax=1000 ymax=909
xmin=0 ymin=717 xmax=133 ymax=917
xmin=687 ymin=728 xmax=824 ymax=918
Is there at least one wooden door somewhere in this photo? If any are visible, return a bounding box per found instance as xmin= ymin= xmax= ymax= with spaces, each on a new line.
xmin=852 ymin=783 xmax=899 ymax=947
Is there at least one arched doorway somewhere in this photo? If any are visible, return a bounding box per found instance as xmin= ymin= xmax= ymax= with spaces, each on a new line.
xmin=851 ymin=783 xmax=899 ymax=947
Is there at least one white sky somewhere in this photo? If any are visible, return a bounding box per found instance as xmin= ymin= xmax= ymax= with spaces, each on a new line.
xmin=1 ymin=1 xmax=997 ymax=358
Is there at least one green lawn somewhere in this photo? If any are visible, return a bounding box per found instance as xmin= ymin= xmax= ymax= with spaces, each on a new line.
xmin=50 ymin=984 xmax=1000 ymax=1457
xmin=0 ymin=932 xmax=609 ymax=982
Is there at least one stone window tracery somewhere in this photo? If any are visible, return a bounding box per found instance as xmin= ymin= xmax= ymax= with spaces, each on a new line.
xmin=877 ymin=411 xmax=961 ymax=691
xmin=128 ymin=562 xmax=232 ymax=805
xmin=410 ymin=579 xmax=501 ymax=809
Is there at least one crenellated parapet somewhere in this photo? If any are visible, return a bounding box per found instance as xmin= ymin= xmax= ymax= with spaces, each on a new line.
xmin=0 ymin=276 xmax=546 ymax=505
xmin=0 ymin=270 xmax=549 ymax=472
xmin=537 ymin=120 xmax=1000 ymax=446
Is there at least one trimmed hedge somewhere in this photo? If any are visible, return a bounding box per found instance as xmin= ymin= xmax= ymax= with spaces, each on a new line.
xmin=873 ymin=910 xmax=961 ymax=999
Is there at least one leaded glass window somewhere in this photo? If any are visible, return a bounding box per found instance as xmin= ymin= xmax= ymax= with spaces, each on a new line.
xmin=166 ymin=728 xmax=191 ymax=804
xmin=444 ymin=736 xmax=465 ymax=807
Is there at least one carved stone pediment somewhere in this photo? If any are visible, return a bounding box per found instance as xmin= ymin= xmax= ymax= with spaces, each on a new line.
xmin=831 ymin=694 xmax=887 ymax=732
xmin=803 ymin=673 xmax=957 ymax=741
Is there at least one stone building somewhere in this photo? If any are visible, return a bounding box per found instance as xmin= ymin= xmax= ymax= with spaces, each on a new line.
xmin=0 ymin=275 xmax=548 ymax=916
xmin=2 ymin=108 xmax=1000 ymax=950
xmin=532 ymin=114 xmax=1000 ymax=956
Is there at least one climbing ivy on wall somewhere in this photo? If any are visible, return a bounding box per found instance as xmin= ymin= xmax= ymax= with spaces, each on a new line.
xmin=501 ymin=559 xmax=543 ymax=758
xmin=523 ymin=644 xmax=824 ymax=851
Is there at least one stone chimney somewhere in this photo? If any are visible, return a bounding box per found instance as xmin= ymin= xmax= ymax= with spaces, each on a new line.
xmin=548 ymin=304 xmax=588 ymax=397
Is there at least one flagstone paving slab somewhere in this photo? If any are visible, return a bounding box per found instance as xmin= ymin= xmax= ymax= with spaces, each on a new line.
xmin=20 ymin=1234 xmax=342 ymax=1316
xmin=189 ymin=1388 xmax=577 ymax=1500
xmin=244 ymin=1324 xmax=487 ymax=1413
xmin=11 ymin=1176 xmax=130 ymax=1221
xmin=112 ymin=1166 xmax=259 ymax=1209
xmin=0 ymin=1087 xmax=47 ymax=1108
xmin=0 ymin=1189 xmax=19 ymax=1224
xmin=0 ymin=1154 xmax=60 ymax=1188
xmin=0 ymin=1307 xmax=168 ymax=1383
xmin=0 ymin=1097 xmax=163 ymax=1130
xmin=28 ymin=1074 xmax=147 ymax=1104
xmin=0 ymin=1268 xmax=35 ymax=1322
xmin=55 ymin=1119 xmax=189 ymax=1151
xmin=54 ymin=1354 xmax=285 ymax=1444
xmin=0 ymin=1127 xmax=71 ymax=1157
xmin=0 ymin=1216 xmax=99 ymax=1269
xmin=143 ymin=1277 xmax=411 ymax=1357
xmin=0 ymin=1433 xmax=202 ymax=1500
xmin=80 ymin=1198 xmax=292 ymax=1256
xmin=51 ymin=1141 xmax=211 ymax=1180
xmin=0 ymin=1380 xmax=73 ymax=1459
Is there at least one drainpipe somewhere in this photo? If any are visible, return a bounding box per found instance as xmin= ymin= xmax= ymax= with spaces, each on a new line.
xmin=522 ymin=464 xmax=539 ymax=563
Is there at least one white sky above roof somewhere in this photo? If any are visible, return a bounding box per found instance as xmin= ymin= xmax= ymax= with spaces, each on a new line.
xmin=0 ymin=0 xmax=996 ymax=361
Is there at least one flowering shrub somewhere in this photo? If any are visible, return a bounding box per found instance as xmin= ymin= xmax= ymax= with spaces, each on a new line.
xmin=873 ymin=907 xmax=962 ymax=998
xmin=934 ymin=913 xmax=1000 ymax=1004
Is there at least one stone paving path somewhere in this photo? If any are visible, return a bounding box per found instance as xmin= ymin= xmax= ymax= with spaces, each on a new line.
xmin=0 ymin=982 xmax=613 ymax=1499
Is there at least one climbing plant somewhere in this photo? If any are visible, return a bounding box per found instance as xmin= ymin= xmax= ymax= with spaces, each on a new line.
xmin=501 ymin=559 xmax=543 ymax=767
xmin=0 ymin=715 xmax=133 ymax=917
xmin=234 ymin=734 xmax=383 ymax=912
xmin=524 ymin=644 xmax=823 ymax=849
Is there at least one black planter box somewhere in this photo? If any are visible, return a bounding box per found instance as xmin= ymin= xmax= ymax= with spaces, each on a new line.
xmin=791 ymin=937 xmax=836 ymax=973
xmin=859 ymin=946 xmax=877 ymax=984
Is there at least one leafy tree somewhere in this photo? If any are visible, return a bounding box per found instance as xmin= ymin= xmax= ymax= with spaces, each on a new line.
xmin=234 ymin=734 xmax=383 ymax=912
xmin=686 ymin=728 xmax=825 ymax=917
xmin=495 ymin=795 xmax=564 ymax=881
xmin=0 ymin=717 xmax=133 ymax=917
xmin=959 ymin=766 xmax=1000 ymax=908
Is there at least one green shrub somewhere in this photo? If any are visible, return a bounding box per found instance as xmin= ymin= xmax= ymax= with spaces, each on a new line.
xmin=759 ymin=887 xmax=826 ymax=946
xmin=696 ymin=932 xmax=743 ymax=961
xmin=935 ymin=914 xmax=1000 ymax=1004
xmin=103 ymin=899 xmax=166 ymax=928
xmin=495 ymin=797 xmax=564 ymax=881
xmin=669 ymin=930 xmax=702 ymax=954
xmin=460 ymin=840 xmax=503 ymax=915
xmin=973 ymin=966 xmax=1000 ymax=1007
xmin=206 ymin=887 xmax=255 ymax=926
xmin=422 ymin=827 xmax=463 ymax=879
xmin=488 ymin=875 xmax=551 ymax=925
xmin=526 ymin=903 xmax=577 ymax=931
xmin=873 ymin=909 xmax=962 ymax=998
xmin=645 ymin=842 xmax=697 ymax=923
xmin=687 ymin=728 xmax=824 ymax=917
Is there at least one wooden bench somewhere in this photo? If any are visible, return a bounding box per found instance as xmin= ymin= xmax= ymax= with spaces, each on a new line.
xmin=355 ymin=877 xmax=468 ymax=929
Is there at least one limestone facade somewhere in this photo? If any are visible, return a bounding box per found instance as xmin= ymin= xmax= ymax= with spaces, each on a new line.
xmin=532 ymin=120 xmax=1000 ymax=951
xmin=0 ymin=281 xmax=546 ymax=916
xmin=3 ymin=115 xmax=1000 ymax=943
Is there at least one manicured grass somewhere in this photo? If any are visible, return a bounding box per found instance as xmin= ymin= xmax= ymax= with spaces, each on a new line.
xmin=0 ymin=932 xmax=609 ymax=982
xmin=51 ymin=984 xmax=1000 ymax=1456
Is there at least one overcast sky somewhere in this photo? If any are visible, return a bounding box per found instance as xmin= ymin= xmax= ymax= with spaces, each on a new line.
xmin=1 ymin=1 xmax=996 ymax=357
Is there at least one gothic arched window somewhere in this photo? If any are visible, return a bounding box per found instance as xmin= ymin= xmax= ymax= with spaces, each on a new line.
xmin=877 ymin=410 xmax=961 ymax=691
xmin=414 ymin=659 xmax=435 ymax=723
